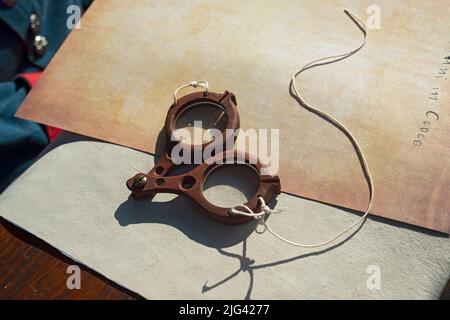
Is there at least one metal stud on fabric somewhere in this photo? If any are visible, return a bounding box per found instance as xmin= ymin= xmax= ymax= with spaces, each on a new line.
xmin=34 ymin=35 xmax=48 ymax=57
xmin=30 ymin=13 xmax=40 ymax=35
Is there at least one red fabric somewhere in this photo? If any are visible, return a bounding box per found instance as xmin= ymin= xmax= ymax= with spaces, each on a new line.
xmin=19 ymin=72 xmax=42 ymax=87
xmin=19 ymin=72 xmax=62 ymax=142
xmin=45 ymin=126 xmax=62 ymax=141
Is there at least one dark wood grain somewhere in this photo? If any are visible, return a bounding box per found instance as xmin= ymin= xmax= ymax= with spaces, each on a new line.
xmin=0 ymin=217 xmax=142 ymax=300
xmin=442 ymin=280 xmax=450 ymax=300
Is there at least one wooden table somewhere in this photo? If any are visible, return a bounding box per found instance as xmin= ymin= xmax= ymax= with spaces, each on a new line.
xmin=0 ymin=217 xmax=142 ymax=300
xmin=442 ymin=280 xmax=450 ymax=300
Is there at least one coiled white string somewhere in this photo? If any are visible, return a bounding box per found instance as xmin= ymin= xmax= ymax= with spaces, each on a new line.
xmin=231 ymin=9 xmax=374 ymax=248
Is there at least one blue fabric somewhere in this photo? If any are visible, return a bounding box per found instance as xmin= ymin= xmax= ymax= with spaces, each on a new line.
xmin=0 ymin=79 xmax=48 ymax=191
xmin=0 ymin=0 xmax=93 ymax=192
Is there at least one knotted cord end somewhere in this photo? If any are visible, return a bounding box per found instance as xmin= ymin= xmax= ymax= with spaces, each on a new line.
xmin=230 ymin=197 xmax=280 ymax=221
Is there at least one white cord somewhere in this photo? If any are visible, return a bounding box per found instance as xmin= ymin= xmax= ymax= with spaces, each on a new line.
xmin=231 ymin=9 xmax=374 ymax=249
xmin=173 ymin=80 xmax=209 ymax=105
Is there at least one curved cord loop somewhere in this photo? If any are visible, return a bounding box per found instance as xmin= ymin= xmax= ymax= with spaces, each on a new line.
xmin=173 ymin=80 xmax=209 ymax=105
xmin=231 ymin=9 xmax=374 ymax=249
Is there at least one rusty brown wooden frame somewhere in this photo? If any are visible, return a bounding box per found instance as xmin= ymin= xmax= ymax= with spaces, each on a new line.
xmin=126 ymin=90 xmax=281 ymax=225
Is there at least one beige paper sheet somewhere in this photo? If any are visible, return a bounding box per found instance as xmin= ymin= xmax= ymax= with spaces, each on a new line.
xmin=16 ymin=0 xmax=450 ymax=233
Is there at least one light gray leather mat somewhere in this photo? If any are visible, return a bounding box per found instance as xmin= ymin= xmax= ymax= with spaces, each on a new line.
xmin=0 ymin=132 xmax=448 ymax=299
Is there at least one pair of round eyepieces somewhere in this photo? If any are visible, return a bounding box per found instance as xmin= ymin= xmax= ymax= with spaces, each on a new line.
xmin=127 ymin=89 xmax=280 ymax=225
